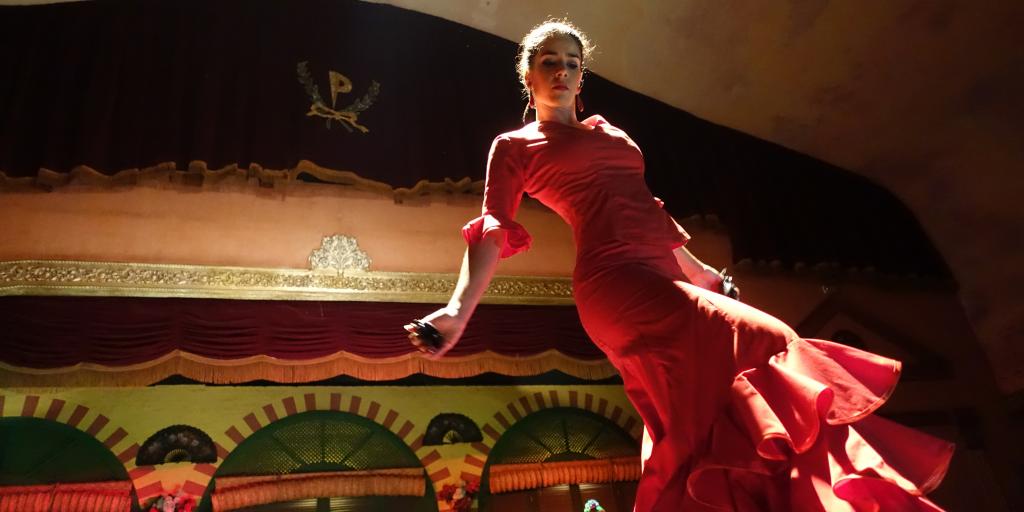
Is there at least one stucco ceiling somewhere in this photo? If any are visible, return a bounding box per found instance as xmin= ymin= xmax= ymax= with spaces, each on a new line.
xmin=369 ymin=0 xmax=1024 ymax=391
xmin=4 ymin=0 xmax=1022 ymax=392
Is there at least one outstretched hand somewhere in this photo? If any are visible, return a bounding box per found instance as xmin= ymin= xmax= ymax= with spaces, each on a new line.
xmin=672 ymin=247 xmax=739 ymax=300
xmin=690 ymin=266 xmax=741 ymax=300
xmin=404 ymin=307 xmax=467 ymax=359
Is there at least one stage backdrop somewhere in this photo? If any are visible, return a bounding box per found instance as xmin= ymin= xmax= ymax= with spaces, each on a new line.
xmin=0 ymin=0 xmax=949 ymax=277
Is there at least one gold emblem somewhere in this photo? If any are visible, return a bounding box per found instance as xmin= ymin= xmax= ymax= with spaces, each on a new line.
xmin=297 ymin=61 xmax=379 ymax=133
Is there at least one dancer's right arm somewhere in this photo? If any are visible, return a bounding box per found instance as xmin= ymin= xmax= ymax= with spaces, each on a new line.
xmin=409 ymin=232 xmax=504 ymax=358
xmin=407 ymin=135 xmax=530 ymax=357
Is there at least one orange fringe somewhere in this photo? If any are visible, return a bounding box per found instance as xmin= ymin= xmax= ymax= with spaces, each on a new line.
xmin=488 ymin=456 xmax=641 ymax=493
xmin=0 ymin=481 xmax=133 ymax=512
xmin=211 ymin=468 xmax=425 ymax=511
xmin=0 ymin=349 xmax=617 ymax=387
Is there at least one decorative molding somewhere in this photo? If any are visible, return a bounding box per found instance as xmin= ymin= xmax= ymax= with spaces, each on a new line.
xmin=309 ymin=234 xmax=371 ymax=271
xmin=0 ymin=260 xmax=573 ymax=305
xmin=0 ymin=160 xmax=482 ymax=201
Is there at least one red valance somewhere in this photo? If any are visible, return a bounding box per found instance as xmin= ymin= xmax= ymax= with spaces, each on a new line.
xmin=0 ymin=296 xmax=611 ymax=385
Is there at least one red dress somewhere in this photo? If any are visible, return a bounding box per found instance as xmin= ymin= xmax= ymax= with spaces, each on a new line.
xmin=463 ymin=115 xmax=953 ymax=511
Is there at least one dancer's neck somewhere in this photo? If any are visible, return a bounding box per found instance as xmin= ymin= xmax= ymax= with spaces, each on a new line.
xmin=535 ymin=105 xmax=583 ymax=128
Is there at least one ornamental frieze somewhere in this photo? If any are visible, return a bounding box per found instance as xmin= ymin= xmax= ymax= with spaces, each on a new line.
xmin=0 ymin=260 xmax=573 ymax=305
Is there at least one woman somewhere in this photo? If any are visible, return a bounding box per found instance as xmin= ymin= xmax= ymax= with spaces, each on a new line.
xmin=407 ymin=20 xmax=953 ymax=511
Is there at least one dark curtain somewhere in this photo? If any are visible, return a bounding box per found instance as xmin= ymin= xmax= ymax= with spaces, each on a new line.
xmin=0 ymin=0 xmax=950 ymax=277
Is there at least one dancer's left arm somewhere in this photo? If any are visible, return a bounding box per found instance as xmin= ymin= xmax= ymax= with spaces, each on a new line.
xmin=673 ymin=245 xmax=723 ymax=291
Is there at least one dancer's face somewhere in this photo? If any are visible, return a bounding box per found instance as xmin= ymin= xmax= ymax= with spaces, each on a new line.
xmin=526 ymin=35 xmax=583 ymax=111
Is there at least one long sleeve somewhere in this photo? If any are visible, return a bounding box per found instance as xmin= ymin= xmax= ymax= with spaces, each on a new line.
xmin=462 ymin=135 xmax=532 ymax=258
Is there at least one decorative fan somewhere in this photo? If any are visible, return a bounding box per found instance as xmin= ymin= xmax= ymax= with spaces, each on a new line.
xmin=424 ymin=413 xmax=483 ymax=445
xmin=136 ymin=424 xmax=216 ymax=465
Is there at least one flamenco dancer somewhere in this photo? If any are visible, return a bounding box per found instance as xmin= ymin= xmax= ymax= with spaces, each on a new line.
xmin=407 ymin=20 xmax=954 ymax=511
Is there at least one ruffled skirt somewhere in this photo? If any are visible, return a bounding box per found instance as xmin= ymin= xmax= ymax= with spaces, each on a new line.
xmin=574 ymin=262 xmax=953 ymax=512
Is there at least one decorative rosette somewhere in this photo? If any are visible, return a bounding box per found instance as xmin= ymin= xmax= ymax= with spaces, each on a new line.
xmin=143 ymin=489 xmax=196 ymax=512
xmin=438 ymin=480 xmax=479 ymax=512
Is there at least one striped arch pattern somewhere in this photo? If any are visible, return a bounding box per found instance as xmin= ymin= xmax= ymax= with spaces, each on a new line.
xmin=214 ymin=392 xmax=445 ymax=505
xmin=459 ymin=390 xmax=643 ymax=484
xmin=0 ymin=393 xmax=142 ymax=492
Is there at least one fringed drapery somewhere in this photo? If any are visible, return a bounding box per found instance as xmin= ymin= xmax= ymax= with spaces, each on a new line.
xmin=211 ymin=468 xmax=425 ymax=511
xmin=0 ymin=296 xmax=611 ymax=385
xmin=0 ymin=481 xmax=133 ymax=512
xmin=488 ymin=456 xmax=642 ymax=493
xmin=0 ymin=349 xmax=617 ymax=387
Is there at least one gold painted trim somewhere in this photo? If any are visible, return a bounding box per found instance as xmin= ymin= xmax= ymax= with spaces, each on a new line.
xmin=0 ymin=260 xmax=574 ymax=305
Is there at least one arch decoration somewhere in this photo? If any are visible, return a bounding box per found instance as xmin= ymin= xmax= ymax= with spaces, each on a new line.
xmin=208 ymin=392 xmax=446 ymax=511
xmin=460 ymin=390 xmax=643 ymax=485
xmin=0 ymin=392 xmax=140 ymax=510
xmin=474 ymin=400 xmax=644 ymax=512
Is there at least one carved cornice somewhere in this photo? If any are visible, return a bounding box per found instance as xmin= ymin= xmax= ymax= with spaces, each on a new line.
xmin=0 ymin=160 xmax=482 ymax=201
xmin=0 ymin=260 xmax=574 ymax=305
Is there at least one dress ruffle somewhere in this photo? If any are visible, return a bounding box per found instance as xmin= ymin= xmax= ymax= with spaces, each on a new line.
xmin=684 ymin=338 xmax=954 ymax=511
xmin=462 ymin=213 xmax=532 ymax=258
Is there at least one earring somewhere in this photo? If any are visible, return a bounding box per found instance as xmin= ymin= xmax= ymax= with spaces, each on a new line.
xmin=528 ymin=91 xmax=535 ymax=109
xmin=576 ymin=94 xmax=584 ymax=113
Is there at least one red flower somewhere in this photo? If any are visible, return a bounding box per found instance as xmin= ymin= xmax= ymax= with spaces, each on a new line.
xmin=438 ymin=481 xmax=478 ymax=511
xmin=438 ymin=483 xmax=458 ymax=501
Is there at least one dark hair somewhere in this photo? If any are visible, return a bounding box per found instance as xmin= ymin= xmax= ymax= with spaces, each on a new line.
xmin=517 ymin=19 xmax=594 ymax=120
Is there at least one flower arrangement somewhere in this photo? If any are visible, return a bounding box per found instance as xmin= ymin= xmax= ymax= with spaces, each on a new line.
xmin=584 ymin=499 xmax=605 ymax=512
xmin=437 ymin=480 xmax=479 ymax=512
xmin=142 ymin=489 xmax=196 ymax=512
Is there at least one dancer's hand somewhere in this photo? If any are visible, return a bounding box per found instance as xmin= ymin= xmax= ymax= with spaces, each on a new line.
xmin=690 ymin=266 xmax=741 ymax=300
xmin=404 ymin=307 xmax=467 ymax=359
xmin=673 ymin=246 xmax=738 ymax=298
